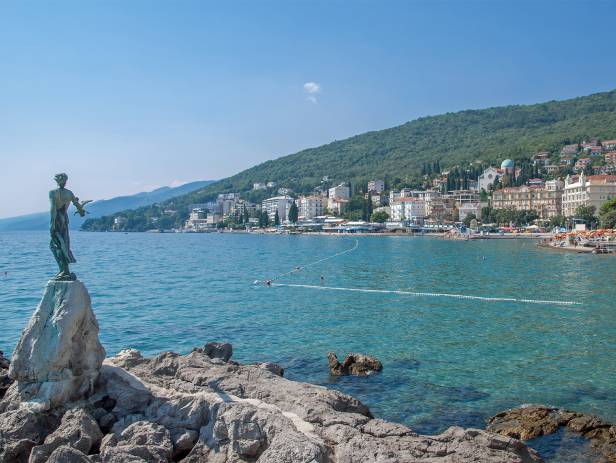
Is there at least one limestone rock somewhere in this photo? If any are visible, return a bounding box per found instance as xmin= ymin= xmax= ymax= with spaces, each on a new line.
xmin=8 ymin=280 xmax=105 ymax=410
xmin=0 ymin=408 xmax=58 ymax=463
xmin=328 ymin=352 xmax=383 ymax=376
xmin=29 ymin=408 xmax=102 ymax=463
xmin=100 ymin=421 xmax=173 ymax=462
xmin=46 ymin=445 xmax=93 ymax=463
xmin=0 ymin=351 xmax=11 ymax=401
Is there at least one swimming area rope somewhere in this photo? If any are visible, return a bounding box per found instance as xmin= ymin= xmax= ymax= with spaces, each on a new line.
xmin=256 ymin=238 xmax=581 ymax=306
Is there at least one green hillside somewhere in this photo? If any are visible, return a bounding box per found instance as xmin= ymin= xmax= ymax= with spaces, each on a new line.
xmin=83 ymin=89 xmax=616 ymax=231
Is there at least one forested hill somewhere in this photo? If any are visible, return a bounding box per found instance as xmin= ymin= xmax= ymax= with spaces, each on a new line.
xmin=83 ymin=89 xmax=616 ymax=231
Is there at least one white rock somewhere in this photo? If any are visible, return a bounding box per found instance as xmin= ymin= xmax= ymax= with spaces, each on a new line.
xmin=8 ymin=280 xmax=105 ymax=410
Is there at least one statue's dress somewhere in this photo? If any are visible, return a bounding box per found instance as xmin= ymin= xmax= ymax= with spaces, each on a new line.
xmin=50 ymin=190 xmax=76 ymax=267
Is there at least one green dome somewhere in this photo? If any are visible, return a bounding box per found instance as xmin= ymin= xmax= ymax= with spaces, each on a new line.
xmin=501 ymin=159 xmax=515 ymax=169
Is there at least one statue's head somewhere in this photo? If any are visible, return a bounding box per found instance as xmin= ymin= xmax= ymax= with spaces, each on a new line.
xmin=54 ymin=173 xmax=68 ymax=188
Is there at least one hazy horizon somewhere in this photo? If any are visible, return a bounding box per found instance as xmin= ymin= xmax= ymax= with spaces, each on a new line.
xmin=2 ymin=0 xmax=616 ymax=218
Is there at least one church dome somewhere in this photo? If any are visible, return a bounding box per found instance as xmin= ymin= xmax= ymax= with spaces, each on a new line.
xmin=501 ymin=159 xmax=515 ymax=169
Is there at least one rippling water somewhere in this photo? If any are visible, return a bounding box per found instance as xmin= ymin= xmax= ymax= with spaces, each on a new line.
xmin=1 ymin=231 xmax=614 ymax=457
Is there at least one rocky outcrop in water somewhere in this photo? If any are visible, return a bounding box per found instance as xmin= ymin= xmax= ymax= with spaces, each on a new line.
xmin=0 ymin=345 xmax=542 ymax=462
xmin=7 ymin=280 xmax=106 ymax=410
xmin=0 ymin=352 xmax=11 ymax=401
xmin=328 ymin=352 xmax=383 ymax=376
xmin=488 ymin=405 xmax=616 ymax=462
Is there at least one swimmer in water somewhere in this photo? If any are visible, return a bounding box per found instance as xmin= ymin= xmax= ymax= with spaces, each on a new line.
xmin=265 ymin=280 xmax=272 ymax=287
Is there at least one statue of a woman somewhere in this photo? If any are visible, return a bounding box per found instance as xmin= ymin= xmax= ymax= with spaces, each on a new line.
xmin=49 ymin=173 xmax=89 ymax=280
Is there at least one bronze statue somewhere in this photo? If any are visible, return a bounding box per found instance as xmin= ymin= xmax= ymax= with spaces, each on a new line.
xmin=49 ymin=173 xmax=91 ymax=280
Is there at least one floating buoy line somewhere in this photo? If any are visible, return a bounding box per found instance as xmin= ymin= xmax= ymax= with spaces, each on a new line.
xmin=255 ymin=238 xmax=581 ymax=306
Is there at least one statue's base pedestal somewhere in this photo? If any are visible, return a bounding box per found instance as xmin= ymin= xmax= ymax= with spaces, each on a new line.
xmin=5 ymin=280 xmax=106 ymax=410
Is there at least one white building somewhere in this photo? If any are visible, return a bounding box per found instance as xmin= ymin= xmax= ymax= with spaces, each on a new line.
xmin=327 ymin=198 xmax=349 ymax=216
xmin=298 ymin=196 xmax=324 ymax=220
xmin=562 ymin=173 xmax=616 ymax=217
xmin=367 ymin=180 xmax=385 ymax=193
xmin=184 ymin=209 xmax=208 ymax=230
xmin=328 ymin=183 xmax=351 ymax=200
xmin=390 ymin=198 xmax=426 ymax=223
xmin=478 ymin=167 xmax=501 ymax=191
xmin=266 ymin=181 xmax=277 ymax=188
xmin=262 ymin=195 xmax=294 ymax=222
xmin=253 ymin=183 xmax=266 ymax=190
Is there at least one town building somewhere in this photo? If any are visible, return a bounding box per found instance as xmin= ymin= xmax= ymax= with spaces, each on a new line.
xmin=253 ymin=182 xmax=266 ymax=190
xmin=328 ymin=183 xmax=351 ymax=200
xmin=113 ymin=216 xmax=127 ymax=230
xmin=390 ymin=198 xmax=426 ymax=223
xmin=367 ymin=180 xmax=385 ymax=193
xmin=603 ymin=140 xmax=616 ymax=152
xmin=184 ymin=208 xmax=208 ymax=231
xmin=532 ymin=151 xmax=550 ymax=166
xmin=605 ymin=151 xmax=616 ymax=165
xmin=574 ymin=158 xmax=592 ymax=172
xmin=478 ymin=167 xmax=501 ymax=191
xmin=298 ymin=195 xmax=324 ymax=220
xmin=491 ymin=181 xmax=564 ymax=219
xmin=562 ymin=173 xmax=616 ymax=217
xmin=501 ymin=159 xmax=515 ymax=176
xmin=327 ymin=198 xmax=349 ymax=216
xmin=262 ymin=196 xmax=294 ymax=222
xmin=561 ymin=144 xmax=579 ymax=155
xmin=544 ymin=165 xmax=560 ymax=175
xmin=560 ymin=155 xmax=575 ymax=166
xmin=277 ymin=187 xmax=293 ymax=195
xmin=266 ymin=181 xmax=277 ymax=188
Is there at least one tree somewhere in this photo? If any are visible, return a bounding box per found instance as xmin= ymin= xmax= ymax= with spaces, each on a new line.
xmin=575 ymin=205 xmax=597 ymax=227
xmin=463 ymin=213 xmax=477 ymax=227
xmin=371 ymin=211 xmax=389 ymax=223
xmin=274 ymin=209 xmax=280 ymax=226
xmin=548 ymin=215 xmax=566 ymax=228
xmin=599 ymin=197 xmax=616 ymax=228
xmin=288 ymin=201 xmax=299 ymax=223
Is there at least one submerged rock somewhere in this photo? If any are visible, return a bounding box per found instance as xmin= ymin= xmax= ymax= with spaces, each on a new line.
xmin=328 ymin=352 xmax=383 ymax=376
xmin=7 ymin=280 xmax=105 ymax=410
xmin=488 ymin=404 xmax=616 ymax=462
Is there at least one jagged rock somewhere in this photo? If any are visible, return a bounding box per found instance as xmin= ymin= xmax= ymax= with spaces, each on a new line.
xmin=0 ymin=351 xmax=12 ymax=401
xmin=2 ymin=341 xmax=542 ymax=463
xmin=253 ymin=362 xmax=284 ymax=377
xmin=328 ymin=352 xmax=383 ymax=376
xmin=100 ymin=421 xmax=173 ymax=462
xmin=201 ymin=342 xmax=233 ymax=362
xmin=488 ymin=404 xmax=616 ymax=462
xmin=46 ymin=445 xmax=92 ymax=463
xmin=0 ymin=408 xmax=59 ymax=463
xmin=29 ymin=408 xmax=102 ymax=463
xmin=8 ymin=280 xmax=105 ymax=410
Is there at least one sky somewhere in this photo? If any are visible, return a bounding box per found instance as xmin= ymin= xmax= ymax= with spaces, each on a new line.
xmin=1 ymin=0 xmax=616 ymax=218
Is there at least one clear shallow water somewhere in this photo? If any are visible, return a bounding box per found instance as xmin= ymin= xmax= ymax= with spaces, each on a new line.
xmin=1 ymin=232 xmax=615 ymax=455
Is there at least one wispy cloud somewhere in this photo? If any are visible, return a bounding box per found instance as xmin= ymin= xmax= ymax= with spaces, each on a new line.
xmin=303 ymin=81 xmax=321 ymax=103
xmin=303 ymin=81 xmax=321 ymax=93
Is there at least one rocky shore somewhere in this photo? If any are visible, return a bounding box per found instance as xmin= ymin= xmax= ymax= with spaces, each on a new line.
xmin=1 ymin=344 xmax=543 ymax=463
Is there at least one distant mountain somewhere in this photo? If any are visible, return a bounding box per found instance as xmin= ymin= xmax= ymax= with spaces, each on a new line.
xmin=0 ymin=180 xmax=215 ymax=231
xmin=84 ymin=88 xmax=616 ymax=231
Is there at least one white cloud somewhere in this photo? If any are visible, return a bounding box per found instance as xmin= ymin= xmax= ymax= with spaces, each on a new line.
xmin=303 ymin=81 xmax=321 ymax=94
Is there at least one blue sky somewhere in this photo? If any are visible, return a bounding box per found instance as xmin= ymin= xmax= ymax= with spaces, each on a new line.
xmin=1 ymin=0 xmax=616 ymax=218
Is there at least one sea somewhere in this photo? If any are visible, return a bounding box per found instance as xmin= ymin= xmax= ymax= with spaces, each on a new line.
xmin=1 ymin=231 xmax=614 ymax=461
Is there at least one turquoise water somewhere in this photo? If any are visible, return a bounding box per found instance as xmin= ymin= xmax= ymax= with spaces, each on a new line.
xmin=1 ymin=232 xmax=615 ymax=444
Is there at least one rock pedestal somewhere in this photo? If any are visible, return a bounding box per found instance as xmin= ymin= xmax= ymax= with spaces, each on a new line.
xmin=7 ymin=280 xmax=105 ymax=410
